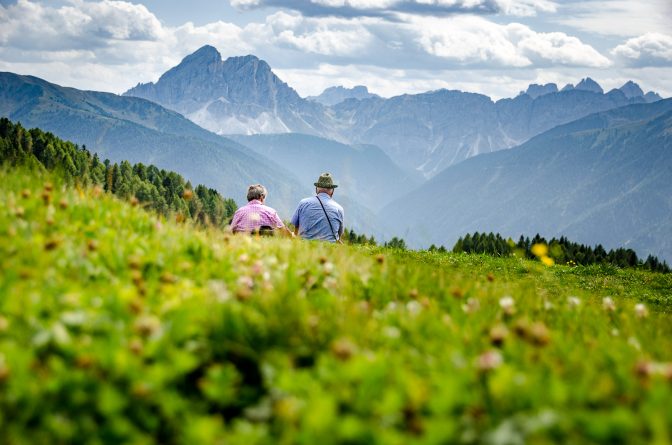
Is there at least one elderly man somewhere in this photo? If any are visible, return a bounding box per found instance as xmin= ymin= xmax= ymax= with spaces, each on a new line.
xmin=230 ymin=184 xmax=292 ymax=236
xmin=291 ymin=173 xmax=344 ymax=243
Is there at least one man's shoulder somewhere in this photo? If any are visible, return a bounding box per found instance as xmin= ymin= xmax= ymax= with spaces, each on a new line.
xmin=298 ymin=196 xmax=317 ymax=206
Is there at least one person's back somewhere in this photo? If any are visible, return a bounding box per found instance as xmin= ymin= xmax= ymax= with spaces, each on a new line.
xmin=230 ymin=184 xmax=293 ymax=236
xmin=291 ymin=173 xmax=344 ymax=243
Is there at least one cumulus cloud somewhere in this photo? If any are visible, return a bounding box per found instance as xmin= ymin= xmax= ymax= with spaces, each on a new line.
xmin=0 ymin=0 xmax=613 ymax=97
xmin=0 ymin=0 xmax=163 ymax=51
xmin=407 ymin=15 xmax=611 ymax=68
xmin=612 ymin=33 xmax=672 ymax=67
xmin=230 ymin=0 xmax=557 ymax=17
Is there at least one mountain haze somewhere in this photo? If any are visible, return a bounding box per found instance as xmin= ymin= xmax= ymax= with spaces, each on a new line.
xmin=0 ymin=71 xmax=304 ymax=214
xmin=125 ymin=46 xmax=664 ymax=178
xmin=381 ymin=99 xmax=672 ymax=262
xmin=229 ymin=133 xmax=421 ymax=211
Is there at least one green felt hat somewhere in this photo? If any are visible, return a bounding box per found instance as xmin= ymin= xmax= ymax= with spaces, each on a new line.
xmin=314 ymin=172 xmax=338 ymax=189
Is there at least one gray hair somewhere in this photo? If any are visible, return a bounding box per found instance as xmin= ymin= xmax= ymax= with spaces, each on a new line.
xmin=247 ymin=184 xmax=267 ymax=201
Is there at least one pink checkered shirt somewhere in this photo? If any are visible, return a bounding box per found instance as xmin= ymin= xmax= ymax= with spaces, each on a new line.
xmin=230 ymin=200 xmax=285 ymax=233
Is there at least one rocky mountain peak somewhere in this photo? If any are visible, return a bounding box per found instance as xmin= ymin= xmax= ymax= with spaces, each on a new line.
xmin=524 ymin=83 xmax=558 ymax=99
xmin=575 ymin=77 xmax=604 ymax=94
xmin=619 ymin=81 xmax=644 ymax=98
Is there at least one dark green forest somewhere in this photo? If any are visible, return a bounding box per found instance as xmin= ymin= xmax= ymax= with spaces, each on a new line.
xmin=0 ymin=118 xmax=237 ymax=226
xmin=446 ymin=231 xmax=670 ymax=273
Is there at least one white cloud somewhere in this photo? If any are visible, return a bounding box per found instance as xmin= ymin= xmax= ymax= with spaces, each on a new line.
xmin=407 ymin=15 xmax=610 ymax=68
xmin=612 ymin=33 xmax=672 ymax=67
xmin=558 ymin=0 xmax=672 ymax=37
xmin=230 ymin=0 xmax=557 ymax=17
xmin=0 ymin=0 xmax=163 ymax=50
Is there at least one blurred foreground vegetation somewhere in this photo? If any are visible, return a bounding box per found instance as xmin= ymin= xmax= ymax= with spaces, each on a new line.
xmin=1 ymin=168 xmax=672 ymax=445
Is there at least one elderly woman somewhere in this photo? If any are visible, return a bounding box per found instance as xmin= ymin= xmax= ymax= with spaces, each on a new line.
xmin=230 ymin=184 xmax=293 ymax=236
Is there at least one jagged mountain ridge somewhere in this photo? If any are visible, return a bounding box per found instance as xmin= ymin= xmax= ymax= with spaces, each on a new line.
xmin=0 ymin=71 xmax=307 ymax=215
xmin=380 ymin=99 xmax=672 ymax=262
xmin=125 ymin=45 xmax=337 ymax=139
xmin=307 ymin=85 xmax=379 ymax=106
xmin=124 ymin=46 xmax=665 ymax=178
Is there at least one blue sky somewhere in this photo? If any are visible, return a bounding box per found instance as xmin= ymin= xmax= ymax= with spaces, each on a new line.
xmin=0 ymin=0 xmax=670 ymax=99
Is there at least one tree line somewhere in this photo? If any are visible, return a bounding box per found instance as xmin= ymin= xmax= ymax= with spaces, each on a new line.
xmin=445 ymin=231 xmax=670 ymax=273
xmin=0 ymin=118 xmax=237 ymax=227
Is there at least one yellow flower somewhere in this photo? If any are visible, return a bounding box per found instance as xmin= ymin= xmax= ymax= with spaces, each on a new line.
xmin=540 ymin=256 xmax=555 ymax=267
xmin=531 ymin=243 xmax=548 ymax=257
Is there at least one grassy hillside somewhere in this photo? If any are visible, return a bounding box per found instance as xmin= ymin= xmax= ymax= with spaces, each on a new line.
xmin=1 ymin=168 xmax=672 ymax=444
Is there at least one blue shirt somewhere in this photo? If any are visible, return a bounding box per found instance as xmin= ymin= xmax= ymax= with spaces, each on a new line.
xmin=291 ymin=193 xmax=344 ymax=242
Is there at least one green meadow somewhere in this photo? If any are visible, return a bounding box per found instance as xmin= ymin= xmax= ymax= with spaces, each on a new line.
xmin=1 ymin=168 xmax=672 ymax=444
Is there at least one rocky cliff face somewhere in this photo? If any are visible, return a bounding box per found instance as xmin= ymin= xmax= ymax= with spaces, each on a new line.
xmin=125 ymin=45 xmax=336 ymax=138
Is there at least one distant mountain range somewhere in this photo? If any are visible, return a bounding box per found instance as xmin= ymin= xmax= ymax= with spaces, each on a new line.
xmin=125 ymin=45 xmax=665 ymax=178
xmin=0 ymin=72 xmax=394 ymax=238
xmin=307 ymin=85 xmax=379 ymax=106
xmin=0 ymin=71 xmax=305 ymax=216
xmin=381 ymin=99 xmax=672 ymax=262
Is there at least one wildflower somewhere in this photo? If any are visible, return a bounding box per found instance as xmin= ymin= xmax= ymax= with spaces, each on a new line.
xmin=375 ymin=254 xmax=385 ymax=264
xmin=86 ymin=239 xmax=98 ymax=252
xmin=44 ymin=238 xmax=60 ymax=251
xmin=384 ymin=326 xmax=401 ymax=339
xmin=499 ymin=296 xmax=515 ymax=315
xmin=567 ymin=296 xmax=581 ymax=307
xmin=451 ymin=287 xmax=464 ymax=299
xmin=462 ymin=298 xmax=480 ymax=314
xmin=634 ymin=303 xmax=648 ymax=319
xmin=540 ymin=256 xmax=555 ymax=267
xmin=531 ymin=243 xmax=548 ymax=257
xmin=58 ymin=198 xmax=68 ymax=210
xmin=406 ymin=300 xmax=422 ymax=315
xmin=476 ymin=350 xmax=503 ymax=372
xmin=323 ymin=262 xmax=335 ymax=275
xmin=130 ymin=196 xmax=139 ymax=207
xmin=487 ymin=273 xmax=495 ymax=282
xmin=182 ymin=189 xmax=193 ymax=200
xmin=0 ymin=354 xmax=10 ymax=382
xmin=21 ymin=189 xmax=31 ymax=199
xmin=602 ymin=297 xmax=616 ymax=312
xmin=129 ymin=338 xmax=144 ymax=355
xmin=13 ymin=207 xmax=24 ymax=218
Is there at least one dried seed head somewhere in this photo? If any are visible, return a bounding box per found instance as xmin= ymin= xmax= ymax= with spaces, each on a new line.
xmin=134 ymin=315 xmax=160 ymax=337
xmin=487 ymin=273 xmax=495 ymax=282
xmin=375 ymin=254 xmax=385 ymax=264
xmin=451 ymin=287 xmax=464 ymax=299
xmin=14 ymin=207 xmax=25 ymax=218
xmin=489 ymin=324 xmax=509 ymax=347
xmin=130 ymin=196 xmax=140 ymax=207
xmin=129 ymin=338 xmax=143 ymax=355
xmin=530 ymin=322 xmax=550 ymax=346
xmin=87 ymin=239 xmax=98 ymax=252
xmin=331 ymin=338 xmax=356 ymax=361
xmin=408 ymin=288 xmax=419 ymax=299
xmin=44 ymin=238 xmax=60 ymax=251
xmin=21 ymin=189 xmax=31 ymax=199
xmin=182 ymin=189 xmax=193 ymax=200
xmin=42 ymin=191 xmax=52 ymax=205
xmin=58 ymin=199 xmax=68 ymax=210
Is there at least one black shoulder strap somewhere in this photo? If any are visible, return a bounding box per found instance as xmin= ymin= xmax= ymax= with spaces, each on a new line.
xmin=315 ymin=195 xmax=338 ymax=242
